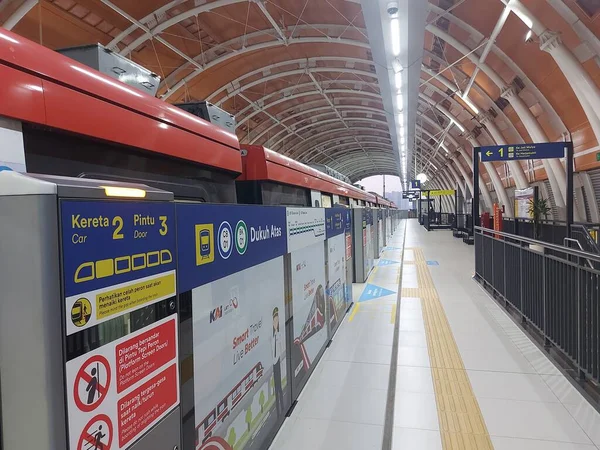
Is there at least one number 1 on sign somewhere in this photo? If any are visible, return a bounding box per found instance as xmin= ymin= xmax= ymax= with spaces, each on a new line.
xmin=499 ymin=147 xmax=504 ymax=158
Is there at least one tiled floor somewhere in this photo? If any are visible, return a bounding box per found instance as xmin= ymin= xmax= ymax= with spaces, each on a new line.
xmin=269 ymin=219 xmax=600 ymax=450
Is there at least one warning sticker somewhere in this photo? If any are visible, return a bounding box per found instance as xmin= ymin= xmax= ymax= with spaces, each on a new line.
xmin=66 ymin=316 xmax=179 ymax=450
xmin=77 ymin=414 xmax=113 ymax=450
xmin=117 ymin=364 xmax=178 ymax=448
xmin=65 ymin=271 xmax=176 ymax=336
xmin=74 ymin=355 xmax=111 ymax=413
xmin=116 ymin=318 xmax=176 ymax=393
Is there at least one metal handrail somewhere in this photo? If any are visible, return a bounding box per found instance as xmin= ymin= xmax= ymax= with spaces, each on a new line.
xmin=563 ymin=238 xmax=595 ymax=269
xmin=474 ymin=226 xmax=600 ymax=263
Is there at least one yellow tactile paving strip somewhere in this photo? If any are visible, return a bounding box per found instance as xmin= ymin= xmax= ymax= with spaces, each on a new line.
xmin=403 ymin=248 xmax=494 ymax=450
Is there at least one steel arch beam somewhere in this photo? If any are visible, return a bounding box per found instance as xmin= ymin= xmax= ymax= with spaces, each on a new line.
xmin=270 ymin=117 xmax=389 ymax=149
xmin=237 ymin=86 xmax=382 ymax=128
xmin=301 ymin=136 xmax=393 ymax=161
xmin=217 ymin=67 xmax=378 ymax=106
xmin=207 ymin=56 xmax=377 ymax=103
xmin=308 ymin=143 xmax=393 ymax=164
xmin=313 ymin=147 xmax=395 ymax=166
xmin=161 ymin=34 xmax=371 ymax=100
xmin=285 ymin=127 xmax=391 ymax=159
xmin=249 ymin=104 xmax=387 ymax=144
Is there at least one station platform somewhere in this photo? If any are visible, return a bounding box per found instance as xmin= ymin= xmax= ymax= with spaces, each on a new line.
xmin=269 ymin=219 xmax=600 ymax=450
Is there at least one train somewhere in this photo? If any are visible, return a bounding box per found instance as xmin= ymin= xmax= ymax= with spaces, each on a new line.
xmin=0 ymin=28 xmax=395 ymax=210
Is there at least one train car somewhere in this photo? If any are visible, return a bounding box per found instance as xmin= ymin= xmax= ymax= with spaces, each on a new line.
xmin=0 ymin=29 xmax=240 ymax=202
xmin=237 ymin=145 xmax=377 ymax=207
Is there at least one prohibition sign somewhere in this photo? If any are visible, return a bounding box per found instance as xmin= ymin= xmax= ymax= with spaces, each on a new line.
xmin=199 ymin=437 xmax=232 ymax=450
xmin=77 ymin=414 xmax=113 ymax=450
xmin=74 ymin=354 xmax=111 ymax=413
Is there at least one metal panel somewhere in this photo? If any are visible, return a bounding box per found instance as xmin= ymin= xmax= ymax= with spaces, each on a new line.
xmin=352 ymin=208 xmax=366 ymax=282
xmin=0 ymin=194 xmax=67 ymax=450
xmin=128 ymin=407 xmax=181 ymax=450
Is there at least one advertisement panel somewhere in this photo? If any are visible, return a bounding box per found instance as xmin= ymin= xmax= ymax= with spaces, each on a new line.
xmin=65 ymin=315 xmax=179 ymax=450
xmin=326 ymin=233 xmax=346 ymax=337
xmin=514 ymin=187 xmax=535 ymax=219
xmin=286 ymin=207 xmax=325 ymax=253
xmin=290 ymin=242 xmax=327 ymax=393
xmin=191 ymin=258 xmax=287 ymax=450
xmin=175 ymin=204 xmax=289 ymax=450
xmin=60 ymin=200 xmax=177 ymax=335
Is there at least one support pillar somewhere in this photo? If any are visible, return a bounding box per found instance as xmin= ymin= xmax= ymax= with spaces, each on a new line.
xmin=458 ymin=148 xmax=493 ymax=213
xmin=501 ymin=86 xmax=567 ymax=209
xmin=540 ymin=31 xmax=600 ymax=143
xmin=478 ymin=112 xmax=529 ymax=189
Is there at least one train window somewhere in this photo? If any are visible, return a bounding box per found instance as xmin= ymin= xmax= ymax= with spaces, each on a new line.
xmin=338 ymin=196 xmax=349 ymax=206
xmin=321 ymin=194 xmax=332 ymax=208
xmin=260 ymin=182 xmax=311 ymax=206
xmin=23 ymin=124 xmax=237 ymax=203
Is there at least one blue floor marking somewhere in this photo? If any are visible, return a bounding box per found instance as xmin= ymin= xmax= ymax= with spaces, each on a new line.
xmin=359 ymin=284 xmax=397 ymax=302
xmin=426 ymin=260 xmax=439 ymax=266
xmin=378 ymin=259 xmax=400 ymax=266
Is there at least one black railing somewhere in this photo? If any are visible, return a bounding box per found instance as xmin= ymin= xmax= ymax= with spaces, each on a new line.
xmin=475 ymin=227 xmax=600 ymax=382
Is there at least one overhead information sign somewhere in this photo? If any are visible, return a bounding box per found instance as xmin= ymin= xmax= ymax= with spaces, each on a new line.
xmin=428 ymin=189 xmax=455 ymax=197
xmin=60 ymin=200 xmax=176 ymax=335
xmin=325 ymin=208 xmax=346 ymax=239
xmin=480 ymin=142 xmax=567 ymax=162
xmin=410 ymin=180 xmax=421 ymax=190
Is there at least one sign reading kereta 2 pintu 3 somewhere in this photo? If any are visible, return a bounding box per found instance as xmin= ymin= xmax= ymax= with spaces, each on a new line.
xmin=176 ymin=204 xmax=287 ymax=291
xmin=60 ymin=200 xmax=177 ymax=335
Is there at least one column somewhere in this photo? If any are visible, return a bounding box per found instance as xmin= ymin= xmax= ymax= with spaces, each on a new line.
xmin=501 ymin=86 xmax=567 ymax=209
xmin=540 ymin=30 xmax=600 ymax=143
xmin=478 ymin=112 xmax=529 ymax=189
xmin=458 ymin=148 xmax=494 ymax=213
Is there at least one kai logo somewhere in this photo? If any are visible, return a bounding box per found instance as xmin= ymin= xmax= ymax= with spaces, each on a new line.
xmin=209 ymin=306 xmax=223 ymax=323
xmin=195 ymin=224 xmax=215 ymax=266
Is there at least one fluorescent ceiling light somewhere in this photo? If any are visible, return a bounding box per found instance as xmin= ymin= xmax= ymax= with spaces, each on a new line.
xmin=441 ymin=144 xmax=450 ymax=154
xmin=395 ymin=70 xmax=402 ymax=89
xmin=397 ymin=112 xmax=404 ymax=124
xmin=391 ymin=18 xmax=400 ymax=57
xmin=461 ymin=94 xmax=479 ymax=114
xmin=525 ymin=29 xmax=533 ymax=42
xmin=396 ymin=92 xmax=403 ymax=108
xmin=452 ymin=119 xmax=465 ymax=133
xmin=431 ymin=163 xmax=438 ymax=170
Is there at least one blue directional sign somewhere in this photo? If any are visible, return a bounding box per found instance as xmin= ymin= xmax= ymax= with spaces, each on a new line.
xmin=359 ymin=284 xmax=396 ymax=302
xmin=480 ymin=142 xmax=568 ymax=162
xmin=410 ymin=180 xmax=421 ymax=190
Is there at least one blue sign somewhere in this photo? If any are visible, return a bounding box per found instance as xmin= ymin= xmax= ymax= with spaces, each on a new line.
xmin=410 ymin=180 xmax=421 ymax=189
xmin=344 ymin=209 xmax=352 ymax=233
xmin=359 ymin=284 xmax=396 ymax=302
xmin=177 ymin=204 xmax=287 ymax=292
xmin=60 ymin=200 xmax=176 ymax=297
xmin=480 ymin=142 xmax=567 ymax=162
xmin=325 ymin=208 xmax=346 ymax=238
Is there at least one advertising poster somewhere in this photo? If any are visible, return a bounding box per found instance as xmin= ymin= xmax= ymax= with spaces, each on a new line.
xmin=175 ymin=204 xmax=289 ymax=450
xmin=327 ymin=234 xmax=346 ymax=337
xmin=286 ymin=207 xmax=326 ymax=253
xmin=60 ymin=200 xmax=177 ymax=335
xmin=65 ymin=315 xmax=180 ymax=450
xmin=192 ymin=258 xmax=287 ymax=450
xmin=290 ymin=242 xmax=327 ymax=393
xmin=514 ymin=187 xmax=535 ymax=219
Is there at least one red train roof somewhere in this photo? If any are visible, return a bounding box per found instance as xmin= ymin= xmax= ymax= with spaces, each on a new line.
xmin=0 ymin=29 xmax=241 ymax=174
xmin=240 ymin=145 xmax=377 ymax=203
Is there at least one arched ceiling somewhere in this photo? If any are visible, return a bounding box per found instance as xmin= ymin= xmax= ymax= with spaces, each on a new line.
xmin=2 ymin=0 xmax=600 ymax=186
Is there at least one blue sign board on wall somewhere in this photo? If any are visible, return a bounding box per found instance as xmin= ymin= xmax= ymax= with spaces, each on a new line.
xmin=344 ymin=209 xmax=352 ymax=233
xmin=60 ymin=200 xmax=177 ymax=297
xmin=325 ymin=208 xmax=346 ymax=239
xmin=410 ymin=180 xmax=421 ymax=190
xmin=176 ymin=203 xmax=288 ymax=292
xmin=480 ymin=142 xmax=567 ymax=162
